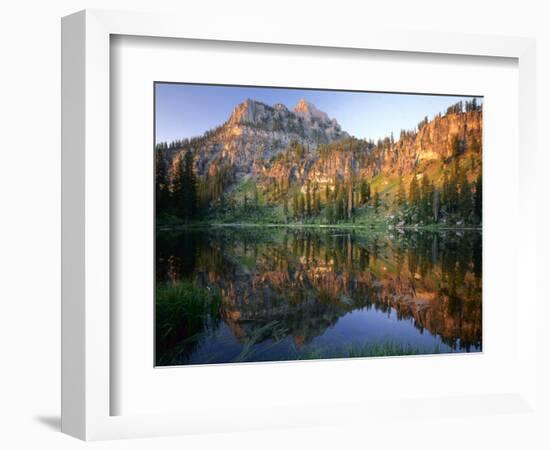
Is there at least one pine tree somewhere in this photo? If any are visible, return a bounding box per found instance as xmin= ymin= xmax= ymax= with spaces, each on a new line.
xmin=409 ymin=175 xmax=419 ymax=206
xmin=313 ymin=186 xmax=321 ymax=215
xmin=432 ymin=185 xmax=440 ymax=223
xmin=325 ymin=201 xmax=335 ymax=224
xmin=298 ymin=193 xmax=305 ymax=218
xmin=448 ymin=176 xmax=457 ymax=214
xmin=183 ymin=150 xmax=197 ymax=220
xmin=170 ymin=151 xmax=198 ymax=222
xmin=474 ymin=174 xmax=482 ymax=223
xmin=441 ymin=171 xmax=450 ymax=206
xmin=373 ymin=189 xmax=380 ymax=213
xmin=366 ymin=182 xmax=371 ymax=202
xmin=396 ymin=176 xmax=406 ymax=207
xmin=334 ymin=180 xmax=339 ymax=201
xmin=155 ymin=147 xmax=170 ymax=213
xmin=458 ymin=172 xmax=471 ymax=221
xmin=171 ymin=156 xmax=185 ymax=217
xmin=336 ymin=190 xmax=345 ymax=221
xmin=251 ymin=182 xmax=259 ymax=208
xmin=420 ymin=174 xmax=431 ymax=221
xmin=292 ymin=191 xmax=299 ymax=219
xmin=470 ymin=135 xmax=481 ymax=153
xmin=305 ymin=183 xmax=312 ymax=217
xmin=360 ymin=180 xmax=370 ymax=205
xmin=451 ymin=135 xmax=461 ymax=157
xmin=347 ymin=180 xmax=353 ymax=220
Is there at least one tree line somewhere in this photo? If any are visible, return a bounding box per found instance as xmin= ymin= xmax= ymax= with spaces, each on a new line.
xmin=155 ymin=148 xmax=199 ymax=222
xmin=396 ymin=163 xmax=482 ymax=226
xmin=279 ymin=167 xmax=481 ymax=226
xmin=446 ymin=98 xmax=482 ymax=115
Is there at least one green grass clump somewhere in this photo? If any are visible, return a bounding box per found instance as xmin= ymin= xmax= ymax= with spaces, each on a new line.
xmin=299 ymin=341 xmax=442 ymax=360
xmin=156 ymin=280 xmax=222 ymax=342
xmin=347 ymin=341 xmax=440 ymax=357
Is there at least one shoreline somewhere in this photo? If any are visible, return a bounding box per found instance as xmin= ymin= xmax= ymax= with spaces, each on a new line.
xmin=157 ymin=222 xmax=482 ymax=232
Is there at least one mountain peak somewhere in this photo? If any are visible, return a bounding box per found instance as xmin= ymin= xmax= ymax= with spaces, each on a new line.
xmin=227 ymin=99 xmax=268 ymax=126
xmin=294 ymin=98 xmax=314 ymax=112
xmin=293 ymin=99 xmax=330 ymax=123
xmin=273 ymin=103 xmax=289 ymax=112
xmin=224 ymin=97 xmax=346 ymax=149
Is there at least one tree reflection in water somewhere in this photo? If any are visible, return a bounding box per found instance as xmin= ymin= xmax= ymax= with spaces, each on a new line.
xmin=156 ymin=227 xmax=482 ymax=366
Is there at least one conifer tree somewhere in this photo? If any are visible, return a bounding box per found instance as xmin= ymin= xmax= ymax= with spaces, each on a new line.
xmin=470 ymin=135 xmax=481 ymax=153
xmin=298 ymin=193 xmax=305 ymax=218
xmin=325 ymin=201 xmax=335 ymax=224
xmin=182 ymin=150 xmax=197 ymax=220
xmin=155 ymin=147 xmax=170 ymax=213
xmin=451 ymin=135 xmax=461 ymax=157
xmin=458 ymin=172 xmax=471 ymax=221
xmin=171 ymin=155 xmax=184 ymax=214
xmin=432 ymin=185 xmax=440 ymax=223
xmin=292 ymin=191 xmax=299 ymax=219
xmin=360 ymin=180 xmax=370 ymax=205
xmin=409 ymin=175 xmax=419 ymax=206
xmin=420 ymin=174 xmax=431 ymax=221
xmin=347 ymin=180 xmax=353 ymax=220
xmin=325 ymin=184 xmax=331 ymax=203
xmin=366 ymin=181 xmax=371 ymax=202
xmin=336 ymin=190 xmax=345 ymax=221
xmin=313 ymin=186 xmax=321 ymax=215
xmin=373 ymin=189 xmax=380 ymax=213
xmin=305 ymin=183 xmax=312 ymax=217
xmin=396 ymin=176 xmax=406 ymax=206
xmin=474 ymin=174 xmax=482 ymax=223
xmin=441 ymin=171 xmax=450 ymax=206
xmin=252 ymin=182 xmax=259 ymax=208
xmin=171 ymin=150 xmax=198 ymax=222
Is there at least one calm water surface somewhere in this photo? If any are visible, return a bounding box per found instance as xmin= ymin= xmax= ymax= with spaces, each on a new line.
xmin=156 ymin=227 xmax=482 ymax=366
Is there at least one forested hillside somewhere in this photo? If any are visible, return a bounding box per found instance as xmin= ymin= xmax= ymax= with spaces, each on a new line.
xmin=155 ymin=98 xmax=482 ymax=228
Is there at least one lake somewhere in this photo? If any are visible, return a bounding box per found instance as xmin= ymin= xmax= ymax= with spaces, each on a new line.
xmin=155 ymin=226 xmax=482 ymax=366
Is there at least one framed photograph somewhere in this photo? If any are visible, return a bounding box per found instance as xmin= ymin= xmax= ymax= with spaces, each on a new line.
xmin=153 ymin=82 xmax=483 ymax=367
xmin=62 ymin=9 xmax=537 ymax=440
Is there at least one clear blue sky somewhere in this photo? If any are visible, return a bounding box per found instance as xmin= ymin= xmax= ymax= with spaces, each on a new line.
xmin=155 ymin=83 xmax=481 ymax=144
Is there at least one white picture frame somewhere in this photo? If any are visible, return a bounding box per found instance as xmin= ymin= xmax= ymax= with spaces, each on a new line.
xmin=61 ymin=9 xmax=537 ymax=441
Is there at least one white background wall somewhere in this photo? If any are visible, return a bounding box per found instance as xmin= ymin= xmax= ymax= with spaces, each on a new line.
xmin=0 ymin=1 xmax=548 ymax=449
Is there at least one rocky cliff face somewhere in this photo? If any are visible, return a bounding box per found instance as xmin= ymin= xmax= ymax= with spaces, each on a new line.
xmin=259 ymin=109 xmax=482 ymax=192
xmin=380 ymin=110 xmax=482 ymax=176
xmin=180 ymin=99 xmax=347 ymax=178
xmin=166 ymin=99 xmax=482 ymax=202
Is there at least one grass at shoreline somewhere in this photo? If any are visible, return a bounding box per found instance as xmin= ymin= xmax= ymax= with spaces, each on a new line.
xmin=295 ymin=341 xmax=442 ymax=361
xmin=156 ymin=281 xmax=221 ymax=341
xmin=233 ymin=341 xmax=445 ymax=364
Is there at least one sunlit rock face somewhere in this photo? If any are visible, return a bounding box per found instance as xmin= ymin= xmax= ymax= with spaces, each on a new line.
xmin=181 ymin=99 xmax=347 ymax=178
xmin=381 ymin=110 xmax=483 ymax=174
xmin=293 ymin=99 xmax=342 ymax=135
xmin=166 ymin=98 xmax=482 ymax=204
xmin=262 ymin=110 xmax=483 ymax=190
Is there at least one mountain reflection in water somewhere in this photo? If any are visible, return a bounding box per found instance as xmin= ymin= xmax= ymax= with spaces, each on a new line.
xmin=155 ymin=227 xmax=482 ymax=366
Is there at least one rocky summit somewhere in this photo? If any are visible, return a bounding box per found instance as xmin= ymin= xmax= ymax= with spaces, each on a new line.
xmin=179 ymin=99 xmax=348 ymax=178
